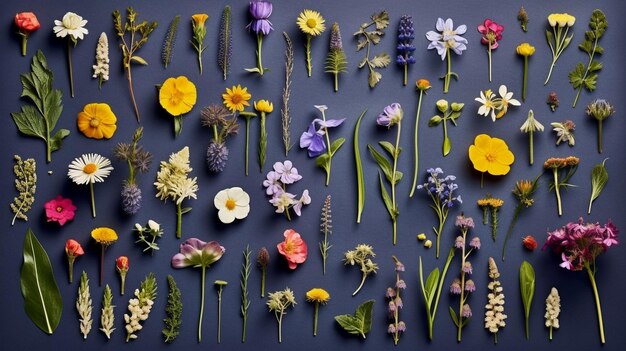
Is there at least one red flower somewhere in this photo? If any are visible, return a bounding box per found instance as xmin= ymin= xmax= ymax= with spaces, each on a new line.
xmin=116 ymin=256 xmax=129 ymax=271
xmin=44 ymin=195 xmax=76 ymax=226
xmin=277 ymin=229 xmax=308 ymax=269
xmin=15 ymin=12 xmax=40 ymax=32
xmin=65 ymin=239 xmax=84 ymax=283
xmin=522 ymin=235 xmax=538 ymax=251
xmin=477 ymin=19 xmax=504 ymax=49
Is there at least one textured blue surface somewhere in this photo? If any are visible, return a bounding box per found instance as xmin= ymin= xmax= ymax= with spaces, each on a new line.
xmin=1 ymin=0 xmax=625 ymax=350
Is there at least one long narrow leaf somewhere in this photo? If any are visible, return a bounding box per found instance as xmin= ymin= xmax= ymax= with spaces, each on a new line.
xmin=21 ymin=229 xmax=63 ymax=334
xmin=368 ymin=145 xmax=393 ymax=182
xmin=354 ymin=110 xmax=367 ymax=223
xmin=519 ymin=260 xmax=535 ymax=340
xmin=588 ymin=159 xmax=608 ymax=214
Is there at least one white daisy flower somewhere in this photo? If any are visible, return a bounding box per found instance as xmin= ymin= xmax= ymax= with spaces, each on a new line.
xmin=214 ymin=187 xmax=250 ymax=224
xmin=68 ymin=153 xmax=113 ymax=185
xmin=53 ymin=12 xmax=88 ymax=41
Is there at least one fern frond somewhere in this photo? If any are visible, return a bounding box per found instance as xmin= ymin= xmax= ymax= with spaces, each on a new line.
xmin=218 ymin=6 xmax=232 ymax=80
xmin=325 ymin=50 xmax=348 ymax=74
xmin=162 ymin=15 xmax=180 ymax=68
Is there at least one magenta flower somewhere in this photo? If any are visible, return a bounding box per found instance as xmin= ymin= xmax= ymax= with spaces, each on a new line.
xmin=477 ymin=18 xmax=504 ymax=82
xmin=543 ymin=218 xmax=618 ymax=344
xmin=172 ymin=238 xmax=225 ymax=342
xmin=44 ymin=195 xmax=76 ymax=226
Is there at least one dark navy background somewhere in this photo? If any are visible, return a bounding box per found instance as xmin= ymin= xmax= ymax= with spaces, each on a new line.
xmin=1 ymin=0 xmax=624 ymax=350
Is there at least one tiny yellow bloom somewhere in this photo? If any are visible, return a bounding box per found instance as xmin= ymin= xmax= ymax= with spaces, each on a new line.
xmin=254 ymin=99 xmax=273 ymax=113
xmin=516 ymin=43 xmax=535 ymax=57
xmin=306 ymin=288 xmax=330 ymax=304
xmin=91 ymin=227 xmax=118 ymax=245
xmin=297 ymin=9 xmax=325 ymax=36
xmin=192 ymin=13 xmax=208 ymax=27
xmin=416 ymin=79 xmax=431 ymax=91
xmin=222 ymin=85 xmax=252 ymax=112
xmin=424 ymin=240 xmax=433 ymax=248
xmin=417 ymin=233 xmax=427 ymax=241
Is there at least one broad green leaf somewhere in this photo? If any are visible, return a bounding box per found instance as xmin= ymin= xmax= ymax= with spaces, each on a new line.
xmin=449 ymin=306 xmax=459 ymax=327
xmin=588 ymin=159 xmax=609 ymax=214
xmin=21 ymin=229 xmax=63 ymax=334
xmin=378 ymin=173 xmax=395 ymax=219
xmin=424 ymin=268 xmax=440 ymax=305
xmin=11 ymin=106 xmax=46 ymax=139
xmin=368 ymin=70 xmax=382 ymax=88
xmin=354 ymin=110 xmax=367 ymax=223
xmin=519 ymin=260 xmax=535 ymax=339
xmin=368 ymin=145 xmax=393 ymax=181
xmin=378 ymin=141 xmax=396 ymax=158
xmin=131 ymin=55 xmax=148 ymax=65
xmin=49 ymin=129 xmax=70 ymax=152
xmin=370 ymin=53 xmax=390 ymax=68
xmin=315 ymin=153 xmax=331 ymax=174
xmin=334 ymin=300 xmax=375 ymax=339
xmin=330 ymin=138 xmax=345 ymax=155
xmin=443 ymin=137 xmax=451 ymax=156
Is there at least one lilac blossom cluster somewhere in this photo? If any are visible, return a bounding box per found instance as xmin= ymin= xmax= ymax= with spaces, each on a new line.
xmin=386 ymin=257 xmax=406 ymax=345
xmin=543 ymin=218 xmax=618 ymax=271
xmin=263 ymin=160 xmax=310 ymax=219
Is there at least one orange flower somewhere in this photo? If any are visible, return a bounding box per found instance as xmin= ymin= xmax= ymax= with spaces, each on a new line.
xmin=468 ymin=134 xmax=514 ymax=176
xmin=277 ymin=229 xmax=308 ymax=270
xmin=77 ymin=103 xmax=117 ymax=139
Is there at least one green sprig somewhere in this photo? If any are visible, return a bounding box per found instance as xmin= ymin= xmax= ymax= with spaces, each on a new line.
xmin=354 ymin=11 xmax=390 ymax=88
xmin=162 ymin=275 xmax=182 ymax=343
xmin=419 ymin=250 xmax=455 ymax=340
xmin=428 ymin=100 xmax=463 ymax=157
xmin=240 ymin=246 xmax=251 ymax=342
xmin=161 ymin=15 xmax=180 ymax=68
xmin=319 ymin=195 xmax=332 ymax=274
xmin=353 ymin=110 xmax=367 ymax=223
xmin=11 ymin=155 xmax=36 ymax=225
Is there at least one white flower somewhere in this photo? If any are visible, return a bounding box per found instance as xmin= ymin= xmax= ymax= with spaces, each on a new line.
xmin=68 ymin=153 xmax=113 ymax=185
xmin=520 ymin=110 xmax=545 ymax=133
xmin=426 ymin=18 xmax=468 ymax=60
xmin=545 ymin=287 xmax=561 ymax=329
xmin=475 ymin=89 xmax=497 ymax=121
xmin=551 ymin=120 xmax=576 ymax=146
xmin=53 ymin=12 xmax=88 ymax=41
xmin=494 ymin=85 xmax=521 ymax=119
xmin=214 ymin=187 xmax=250 ymax=224
xmin=147 ymin=220 xmax=160 ymax=232
xmin=93 ymin=32 xmax=109 ymax=82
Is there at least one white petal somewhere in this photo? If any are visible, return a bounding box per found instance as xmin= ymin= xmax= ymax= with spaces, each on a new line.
xmin=509 ymin=98 xmax=521 ymax=106
xmin=233 ymin=205 xmax=250 ymax=219
xmin=478 ymin=106 xmax=488 ymax=116
xmin=214 ymin=190 xmax=229 ymax=209
xmin=444 ymin=18 xmax=453 ymax=31
xmin=436 ymin=18 xmax=445 ymax=31
xmin=498 ymin=85 xmax=508 ymax=97
xmin=218 ymin=209 xmax=236 ymax=224
xmin=425 ymin=31 xmax=441 ymax=42
xmin=455 ymin=24 xmax=467 ymax=35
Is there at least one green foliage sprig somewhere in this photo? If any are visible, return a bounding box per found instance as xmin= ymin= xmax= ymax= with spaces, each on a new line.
xmin=100 ymin=284 xmax=115 ymax=339
xmin=569 ymin=10 xmax=607 ymax=107
xmin=240 ymin=246 xmax=251 ymax=342
xmin=502 ymin=178 xmax=540 ymax=260
xmin=319 ymin=195 xmax=332 ymax=274
xmin=162 ymin=275 xmax=182 ymax=343
xmin=218 ymin=6 xmax=232 ymax=80
xmin=113 ymin=7 xmax=158 ymax=122
xmin=519 ymin=261 xmax=536 ymax=340
xmin=334 ymin=300 xmax=375 ymax=339
xmin=344 ymin=244 xmax=378 ymax=296
xmin=11 ymin=155 xmax=36 ymax=225
xmin=588 ymin=159 xmax=608 ymax=214
xmin=354 ymin=110 xmax=367 ymax=223
xmin=354 ymin=11 xmax=391 ymax=88
xmin=325 ymin=23 xmax=347 ymax=92
xmin=419 ymin=249 xmax=455 ymax=340
xmin=428 ymin=100 xmax=463 ymax=156
xmin=281 ymin=32 xmax=294 ymax=156
xmin=161 ymin=15 xmax=180 ymax=68
xmin=11 ymin=51 xmax=69 ymax=163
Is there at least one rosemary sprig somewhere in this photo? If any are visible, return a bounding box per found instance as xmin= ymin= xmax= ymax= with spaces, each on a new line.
xmin=281 ymin=32 xmax=294 ymax=156
xmin=240 ymin=246 xmax=251 ymax=342
xmin=218 ymin=7 xmax=232 ymax=80
xmin=161 ymin=15 xmax=180 ymax=68
xmin=162 ymin=275 xmax=182 ymax=343
xmin=319 ymin=195 xmax=332 ymax=274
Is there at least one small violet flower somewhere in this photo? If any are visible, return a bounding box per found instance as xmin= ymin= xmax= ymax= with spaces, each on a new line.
xmin=377 ymin=102 xmax=403 ymax=127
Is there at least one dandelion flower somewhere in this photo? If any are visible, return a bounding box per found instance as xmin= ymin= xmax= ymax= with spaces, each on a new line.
xmin=222 ymin=85 xmax=251 ymax=112
xmin=91 ymin=227 xmax=117 ymax=286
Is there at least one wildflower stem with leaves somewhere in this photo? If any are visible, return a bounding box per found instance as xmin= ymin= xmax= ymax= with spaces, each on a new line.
xmin=409 ymin=80 xmax=431 ymax=197
xmin=544 ymin=157 xmax=579 ymax=216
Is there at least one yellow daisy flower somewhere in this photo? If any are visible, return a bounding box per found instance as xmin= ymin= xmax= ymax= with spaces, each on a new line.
xmin=91 ymin=227 xmax=118 ymax=245
xmin=306 ymin=288 xmax=330 ymax=304
xmin=222 ymin=85 xmax=251 ymax=112
xmin=77 ymin=103 xmax=117 ymax=139
xmin=297 ymin=10 xmax=325 ymax=36
xmin=254 ymin=99 xmax=273 ymax=113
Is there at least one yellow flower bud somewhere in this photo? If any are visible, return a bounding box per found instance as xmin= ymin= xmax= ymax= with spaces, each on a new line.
xmin=254 ymin=99 xmax=274 ymax=113
xmin=192 ymin=13 xmax=208 ymax=28
xmin=436 ymin=99 xmax=448 ymax=113
xmin=417 ymin=233 xmax=426 ymax=241
xmin=516 ymin=43 xmax=535 ymax=57
xmin=424 ymin=240 xmax=433 ymax=248
xmin=416 ymin=79 xmax=431 ymax=91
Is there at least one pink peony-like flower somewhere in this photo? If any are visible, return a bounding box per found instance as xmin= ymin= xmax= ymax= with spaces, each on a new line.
xmin=277 ymin=229 xmax=308 ymax=269
xmin=478 ymin=19 xmax=504 ymax=49
xmin=45 ymin=195 xmax=77 ymax=226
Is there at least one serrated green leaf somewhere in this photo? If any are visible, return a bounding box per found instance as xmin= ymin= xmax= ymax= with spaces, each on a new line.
xmin=11 ymin=106 xmax=46 ymax=139
xmin=161 ymin=15 xmax=180 ymax=68
xmin=594 ymin=45 xmax=604 ymax=55
xmin=131 ymin=55 xmax=148 ymax=65
xmin=49 ymin=129 xmax=70 ymax=152
xmin=368 ymin=70 xmax=382 ymax=88
xmin=372 ymin=10 xmax=389 ymax=30
xmin=588 ymin=159 xmax=609 ymax=214
xmin=325 ymin=50 xmax=348 ymax=74
xmin=21 ymin=229 xmax=63 ymax=334
xmin=584 ymin=73 xmax=598 ymax=90
xmin=356 ymin=39 xmax=367 ymax=51
xmin=370 ymin=53 xmax=390 ymax=68
xmin=334 ymin=299 xmax=375 ymax=339
xmin=369 ymin=34 xmax=381 ymax=45
xmin=330 ymin=138 xmax=345 ymax=155
xmin=589 ymin=60 xmax=603 ymax=72
xmin=368 ymin=145 xmax=393 ymax=182
xmin=354 ymin=110 xmax=367 ymax=223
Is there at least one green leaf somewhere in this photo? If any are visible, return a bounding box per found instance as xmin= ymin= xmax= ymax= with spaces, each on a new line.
xmin=449 ymin=306 xmax=459 ymax=327
xmin=443 ymin=137 xmax=451 ymax=156
xmin=174 ymin=116 xmax=183 ymax=137
xmin=315 ymin=153 xmax=331 ymax=175
xmin=131 ymin=55 xmax=148 ymax=65
xmin=393 ymin=171 xmax=403 ymax=185
xmin=180 ymin=207 xmax=192 ymax=214
xmin=370 ymin=53 xmax=390 ymax=68
xmin=588 ymin=159 xmax=609 ymax=214
xmin=334 ymin=299 xmax=375 ymax=339
xmin=377 ymin=173 xmax=395 ymax=219
xmin=519 ymin=261 xmax=535 ymax=340
xmin=11 ymin=106 xmax=46 ymax=139
xmin=325 ymin=50 xmax=348 ymax=74
xmin=589 ymin=60 xmax=603 ymax=72
xmin=589 ymin=9 xmax=608 ymax=39
xmin=49 ymin=129 xmax=70 ymax=152
xmin=244 ymin=67 xmax=261 ymax=73
xmin=424 ymin=268 xmax=440 ymax=305
xmin=568 ymin=62 xmax=586 ymax=89
xmin=218 ymin=6 xmax=232 ymax=80
xmin=368 ymin=33 xmax=381 ymax=45
xmin=356 ymin=39 xmax=367 ymax=51
xmin=330 ymin=138 xmax=345 ymax=156
xmin=21 ymin=229 xmax=63 ymax=334
xmin=354 ymin=110 xmax=367 ymax=223
xmin=372 ymin=10 xmax=389 ymax=30
xmin=545 ymin=30 xmax=555 ymax=54
xmin=378 ymin=141 xmax=397 ymax=158
xmin=368 ymin=145 xmax=393 ymax=181
xmin=368 ymin=70 xmax=382 ymax=88
xmin=162 ymin=275 xmax=182 ymax=343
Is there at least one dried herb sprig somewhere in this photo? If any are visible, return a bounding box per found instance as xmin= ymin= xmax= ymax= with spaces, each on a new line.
xmin=588 ymin=159 xmax=608 ymax=214
xmin=319 ymin=195 xmax=332 ymax=274
xmin=344 ymin=244 xmax=378 ymax=296
xmin=256 ymin=247 xmax=269 ymax=297
xmin=281 ymin=32 xmax=294 ymax=156
xmin=325 ymin=23 xmax=347 ymax=91
xmin=162 ymin=275 xmax=182 ymax=343
xmin=545 ymin=287 xmax=560 ymax=340
xmin=569 ymin=10 xmax=607 ymax=107
xmin=267 ymin=288 xmax=297 ymax=343
xmin=354 ymin=10 xmax=391 ymax=88
xmin=518 ymin=7 xmax=529 ymax=32
xmin=112 ymin=7 xmax=158 ymax=122
xmin=76 ymin=271 xmax=93 ymax=339
xmin=11 ymin=155 xmax=36 ymax=225
xmin=218 ymin=6 xmax=232 ymax=80
xmin=240 ymin=246 xmax=251 ymax=342
xmin=161 ymin=15 xmax=180 ymax=68
xmin=544 ymin=156 xmax=579 ymax=216
xmin=99 ymin=284 xmax=115 ymax=339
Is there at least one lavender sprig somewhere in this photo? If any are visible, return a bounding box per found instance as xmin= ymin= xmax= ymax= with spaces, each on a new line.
xmin=397 ymin=15 xmax=416 ymax=86
xmin=217 ymin=6 xmax=232 ymax=80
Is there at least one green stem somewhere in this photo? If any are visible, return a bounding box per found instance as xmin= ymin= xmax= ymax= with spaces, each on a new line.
xmin=68 ymin=257 xmax=75 ymax=284
xmin=313 ymin=302 xmax=319 ymax=336
xmin=126 ymin=65 xmax=140 ymax=122
xmin=257 ymin=34 xmax=264 ymax=75
xmin=217 ymin=287 xmax=223 ymax=343
xmin=488 ymin=45 xmax=492 ymax=82
xmin=457 ymin=236 xmax=466 ymax=342
xmin=259 ymin=113 xmax=267 ymax=172
xmin=323 ymin=111 xmax=332 ymax=186
xmin=260 ymin=267 xmax=266 ymax=297
xmin=68 ymin=40 xmax=75 ymax=98
xmin=212 ymin=125 xmax=219 ymax=143
xmin=544 ymin=60 xmax=556 ymax=86
xmin=586 ymin=264 xmax=605 ymax=344
xmin=305 ymin=34 xmax=312 ymax=77
xmin=597 ymin=120 xmax=603 ymax=154
xmin=553 ymin=169 xmax=562 ymax=216
xmin=352 ymin=272 xmax=367 ymax=296
xmin=198 ymin=266 xmax=206 ymax=343
xmin=403 ymin=65 xmax=408 ymax=86
xmin=444 ymin=48 xmax=451 ymax=93
xmin=277 ymin=313 xmax=283 ymax=343
xmin=120 ymin=272 xmax=126 ymax=295
xmin=334 ymin=72 xmax=338 ymax=92
xmin=198 ymin=48 xmax=203 ymax=75
xmin=502 ymin=204 xmax=523 ymax=261
xmin=442 ymin=117 xmax=449 ymax=156
xmin=21 ymin=34 xmax=28 ymax=56
xmin=491 ymin=208 xmax=498 ymax=241
xmin=176 ymin=202 xmax=182 ymax=239
xmin=99 ymin=245 xmax=105 ymax=287
xmin=529 ymin=131 xmax=534 ymax=165
xmin=89 ymin=182 xmax=96 ymax=218
xmin=391 ymin=122 xmax=401 ymax=245
xmin=522 ymin=57 xmax=528 ymax=101
xmin=549 ymin=326 xmax=553 ymax=340
xmin=409 ymin=90 xmax=424 ymax=197
xmin=245 ymin=117 xmax=250 ymax=176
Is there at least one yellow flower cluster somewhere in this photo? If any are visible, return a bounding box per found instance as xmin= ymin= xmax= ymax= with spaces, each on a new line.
xmin=516 ymin=43 xmax=535 ymax=57
xmin=548 ymin=13 xmax=575 ymax=27
xmin=478 ymin=197 xmax=504 ymax=209
xmin=91 ymin=227 xmax=118 ymax=245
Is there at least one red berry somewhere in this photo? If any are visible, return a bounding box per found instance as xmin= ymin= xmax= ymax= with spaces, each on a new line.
xmin=522 ymin=235 xmax=538 ymax=251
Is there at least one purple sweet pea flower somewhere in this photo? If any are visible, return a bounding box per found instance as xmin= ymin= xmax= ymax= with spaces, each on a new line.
xmin=172 ymin=238 xmax=225 ymax=268
xmin=247 ymin=0 xmax=273 ymax=35
xmin=377 ymin=103 xmax=403 ymax=127
xmin=300 ymin=121 xmax=326 ymax=157
xmin=273 ymin=160 xmax=302 ymax=184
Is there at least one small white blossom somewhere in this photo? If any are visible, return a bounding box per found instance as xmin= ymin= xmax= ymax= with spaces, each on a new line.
xmin=92 ymin=32 xmax=109 ymax=86
xmin=484 ymin=258 xmax=507 ymax=340
xmin=545 ymin=287 xmax=561 ymax=339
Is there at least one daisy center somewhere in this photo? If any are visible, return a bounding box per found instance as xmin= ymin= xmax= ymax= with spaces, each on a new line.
xmin=230 ymin=94 xmax=242 ymax=105
xmin=225 ymin=199 xmax=236 ymax=210
xmin=306 ymin=18 xmax=317 ymax=28
xmin=83 ymin=163 xmax=97 ymax=174
xmin=89 ymin=118 xmax=100 ymax=128
xmin=56 ymin=206 xmax=63 ymax=213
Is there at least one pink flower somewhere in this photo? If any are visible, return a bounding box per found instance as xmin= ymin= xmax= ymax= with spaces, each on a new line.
xmin=44 ymin=195 xmax=76 ymax=226
xmin=277 ymin=229 xmax=308 ymax=269
xmin=477 ymin=19 xmax=504 ymax=49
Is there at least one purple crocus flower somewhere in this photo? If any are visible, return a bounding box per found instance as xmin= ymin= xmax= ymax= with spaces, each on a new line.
xmin=247 ymin=0 xmax=273 ymax=35
xmin=273 ymin=160 xmax=302 ymax=184
xmin=300 ymin=121 xmax=326 ymax=157
xmin=172 ymin=238 xmax=225 ymax=268
xmin=377 ymin=103 xmax=403 ymax=127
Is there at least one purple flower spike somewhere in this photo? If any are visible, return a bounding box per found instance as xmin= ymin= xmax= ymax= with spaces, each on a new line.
xmin=172 ymin=238 xmax=225 ymax=268
xmin=377 ymin=103 xmax=403 ymax=127
xmin=300 ymin=122 xmax=326 ymax=157
xmin=248 ymin=0 xmax=273 ymax=35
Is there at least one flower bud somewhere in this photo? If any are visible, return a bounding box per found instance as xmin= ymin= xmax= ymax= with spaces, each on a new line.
xmin=450 ymin=102 xmax=464 ymax=112
xmin=424 ymin=239 xmax=433 ymax=248
xmin=65 ymin=239 xmax=85 ymax=257
xmin=516 ymin=43 xmax=535 ymax=57
xmin=147 ymin=219 xmax=160 ymax=232
xmin=416 ymin=79 xmax=431 ymax=91
xmin=417 ymin=233 xmax=426 ymax=241
xmin=522 ymin=235 xmax=538 ymax=251
xmin=116 ymin=256 xmax=129 ymax=272
xmin=436 ymin=99 xmax=449 ymax=113
xmin=15 ymin=12 xmax=40 ymax=32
